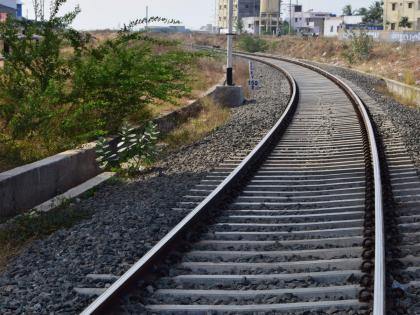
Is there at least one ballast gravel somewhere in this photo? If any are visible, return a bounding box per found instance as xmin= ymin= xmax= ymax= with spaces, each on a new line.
xmin=307 ymin=61 xmax=420 ymax=173
xmin=0 ymin=61 xmax=290 ymax=315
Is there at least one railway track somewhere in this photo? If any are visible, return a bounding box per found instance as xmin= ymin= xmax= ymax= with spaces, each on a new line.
xmin=81 ymin=54 xmax=386 ymax=314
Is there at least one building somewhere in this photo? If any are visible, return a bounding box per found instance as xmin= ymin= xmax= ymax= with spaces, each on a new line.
xmin=259 ymin=0 xmax=281 ymax=34
xmin=243 ymin=16 xmax=260 ymax=34
xmin=0 ymin=0 xmax=22 ymax=22
xmin=199 ymin=24 xmax=219 ymax=33
xmin=147 ymin=26 xmax=189 ymax=33
xmin=217 ymin=0 xmax=261 ymax=31
xmin=324 ymin=15 xmax=364 ymax=37
xmin=383 ymin=0 xmax=420 ymax=31
xmin=290 ymin=5 xmax=335 ymax=36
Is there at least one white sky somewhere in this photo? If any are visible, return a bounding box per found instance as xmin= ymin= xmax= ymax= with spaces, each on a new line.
xmin=23 ymin=0 xmax=373 ymax=30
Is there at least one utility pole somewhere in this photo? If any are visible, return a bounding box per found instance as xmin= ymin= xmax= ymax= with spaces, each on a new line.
xmin=226 ymin=0 xmax=234 ymax=86
xmin=145 ymin=6 xmax=149 ymax=31
xmin=289 ymin=0 xmax=292 ymax=34
xmin=276 ymin=0 xmax=282 ymax=35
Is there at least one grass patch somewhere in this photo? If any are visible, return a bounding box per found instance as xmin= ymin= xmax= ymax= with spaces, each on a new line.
xmin=0 ymin=204 xmax=94 ymax=271
xmin=164 ymin=97 xmax=231 ymax=149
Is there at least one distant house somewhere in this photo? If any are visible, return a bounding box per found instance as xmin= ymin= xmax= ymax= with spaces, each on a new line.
xmin=290 ymin=5 xmax=336 ymax=36
xmin=324 ymin=15 xmax=364 ymax=37
xmin=383 ymin=0 xmax=420 ymax=31
xmin=0 ymin=0 xmax=22 ymax=22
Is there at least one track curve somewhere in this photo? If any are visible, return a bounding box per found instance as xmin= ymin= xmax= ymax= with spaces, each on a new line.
xmin=81 ymin=53 xmax=384 ymax=315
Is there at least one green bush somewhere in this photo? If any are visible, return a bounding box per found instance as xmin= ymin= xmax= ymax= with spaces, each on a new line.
xmin=0 ymin=0 xmax=197 ymax=165
xmin=238 ymin=35 xmax=268 ymax=53
xmin=343 ymin=30 xmax=373 ymax=63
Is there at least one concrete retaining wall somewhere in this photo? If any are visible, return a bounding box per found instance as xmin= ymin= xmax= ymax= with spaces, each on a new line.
xmin=385 ymin=78 xmax=420 ymax=107
xmin=0 ymin=82 xmax=222 ymax=220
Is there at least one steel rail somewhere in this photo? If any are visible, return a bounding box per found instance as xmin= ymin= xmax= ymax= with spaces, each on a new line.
xmin=80 ymin=55 xmax=299 ymax=315
xmin=211 ymin=45 xmax=385 ymax=314
xmin=253 ymin=54 xmax=385 ymax=315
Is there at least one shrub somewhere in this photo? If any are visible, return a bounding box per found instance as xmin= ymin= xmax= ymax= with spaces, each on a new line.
xmin=343 ymin=30 xmax=373 ymax=63
xmin=0 ymin=0 xmax=199 ymax=165
xmin=238 ymin=35 xmax=268 ymax=53
xmin=96 ymin=122 xmax=160 ymax=174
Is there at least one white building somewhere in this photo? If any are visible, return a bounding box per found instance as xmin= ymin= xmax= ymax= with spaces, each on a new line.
xmin=324 ymin=15 xmax=364 ymax=37
xmin=290 ymin=5 xmax=335 ymax=36
xmin=243 ymin=16 xmax=260 ymax=34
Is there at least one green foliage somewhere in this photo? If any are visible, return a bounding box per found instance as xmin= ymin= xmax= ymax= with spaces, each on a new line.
xmin=96 ymin=122 xmax=160 ymax=174
xmin=399 ymin=17 xmax=411 ymax=28
xmin=0 ymin=0 xmax=197 ymax=166
xmin=238 ymin=35 xmax=268 ymax=53
xmin=342 ymin=4 xmax=353 ymax=16
xmin=235 ymin=18 xmax=244 ymax=34
xmin=343 ymin=30 xmax=373 ymax=64
xmin=363 ymin=1 xmax=383 ymax=25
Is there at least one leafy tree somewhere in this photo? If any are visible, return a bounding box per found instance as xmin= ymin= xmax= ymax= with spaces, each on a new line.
xmin=342 ymin=5 xmax=353 ymax=16
xmin=356 ymin=7 xmax=368 ymax=17
xmin=235 ymin=18 xmax=244 ymax=34
xmin=399 ymin=16 xmax=411 ymax=28
xmin=363 ymin=1 xmax=383 ymax=25
xmin=0 ymin=0 xmax=200 ymax=161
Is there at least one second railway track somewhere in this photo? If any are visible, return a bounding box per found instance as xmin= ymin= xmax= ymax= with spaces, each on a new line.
xmin=81 ymin=53 xmax=386 ymax=314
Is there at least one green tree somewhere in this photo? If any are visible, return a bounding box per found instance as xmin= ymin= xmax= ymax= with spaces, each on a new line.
xmin=0 ymin=0 xmax=198 ymax=160
xmin=356 ymin=7 xmax=368 ymax=17
xmin=399 ymin=16 xmax=411 ymax=28
xmin=235 ymin=18 xmax=244 ymax=34
xmin=342 ymin=5 xmax=353 ymax=16
xmin=364 ymin=1 xmax=383 ymax=25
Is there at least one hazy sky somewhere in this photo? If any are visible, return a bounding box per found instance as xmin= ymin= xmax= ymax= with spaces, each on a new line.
xmin=24 ymin=0 xmax=373 ymax=30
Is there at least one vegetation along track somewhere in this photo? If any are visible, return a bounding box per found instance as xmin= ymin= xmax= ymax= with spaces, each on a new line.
xmin=81 ymin=53 xmax=386 ymax=314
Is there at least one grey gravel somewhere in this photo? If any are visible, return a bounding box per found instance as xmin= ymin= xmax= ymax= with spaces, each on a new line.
xmin=0 ymin=61 xmax=290 ymax=315
xmin=307 ymin=61 xmax=420 ymax=173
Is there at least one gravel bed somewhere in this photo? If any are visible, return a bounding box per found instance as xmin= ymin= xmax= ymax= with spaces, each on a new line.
xmin=0 ymin=61 xmax=290 ymax=315
xmin=307 ymin=61 xmax=420 ymax=174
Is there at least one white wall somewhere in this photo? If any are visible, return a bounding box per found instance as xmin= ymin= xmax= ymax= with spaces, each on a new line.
xmin=324 ymin=18 xmax=343 ymax=37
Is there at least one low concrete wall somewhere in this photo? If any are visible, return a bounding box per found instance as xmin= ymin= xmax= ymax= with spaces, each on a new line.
xmin=385 ymin=78 xmax=420 ymax=107
xmin=338 ymin=30 xmax=420 ymax=43
xmin=0 ymin=82 xmax=222 ymax=220
xmin=0 ymin=144 xmax=100 ymax=219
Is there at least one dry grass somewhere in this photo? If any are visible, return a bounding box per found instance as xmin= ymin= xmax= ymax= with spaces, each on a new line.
xmin=167 ymin=33 xmax=420 ymax=88
xmin=164 ymin=97 xmax=231 ymax=149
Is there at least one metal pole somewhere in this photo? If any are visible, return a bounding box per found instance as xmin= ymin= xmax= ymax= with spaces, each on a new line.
xmin=227 ymin=0 xmax=234 ymax=86
xmin=288 ymin=0 xmax=291 ymax=34
xmin=276 ymin=0 xmax=281 ymax=35
xmin=146 ymin=6 xmax=149 ymax=31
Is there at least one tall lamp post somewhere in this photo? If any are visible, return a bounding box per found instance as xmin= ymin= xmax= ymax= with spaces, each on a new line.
xmin=226 ymin=0 xmax=234 ymax=86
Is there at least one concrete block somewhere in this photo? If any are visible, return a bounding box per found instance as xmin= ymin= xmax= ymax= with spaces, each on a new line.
xmin=212 ymin=85 xmax=245 ymax=107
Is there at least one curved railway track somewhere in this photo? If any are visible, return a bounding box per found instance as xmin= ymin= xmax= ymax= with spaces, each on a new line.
xmin=81 ymin=53 xmax=385 ymax=315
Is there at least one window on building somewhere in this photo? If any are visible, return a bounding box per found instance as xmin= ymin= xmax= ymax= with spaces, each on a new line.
xmin=391 ymin=23 xmax=396 ymax=30
xmin=392 ymin=3 xmax=397 ymax=10
xmin=408 ymin=2 xmax=413 ymax=8
xmin=248 ymin=24 xmax=252 ymax=28
xmin=417 ymin=18 xmax=420 ymax=29
xmin=330 ymin=26 xmax=334 ymax=32
xmin=295 ymin=18 xmax=298 ymax=22
xmin=418 ymin=0 xmax=420 ymax=9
